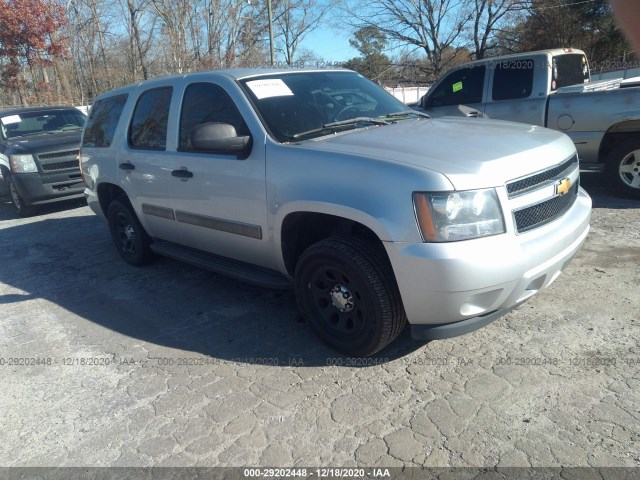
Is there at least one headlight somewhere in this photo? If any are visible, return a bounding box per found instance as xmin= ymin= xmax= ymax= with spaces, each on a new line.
xmin=413 ymin=188 xmax=505 ymax=242
xmin=10 ymin=154 xmax=37 ymax=173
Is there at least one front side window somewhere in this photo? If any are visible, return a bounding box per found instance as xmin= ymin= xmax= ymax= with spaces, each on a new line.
xmin=83 ymin=94 xmax=128 ymax=148
xmin=179 ymin=83 xmax=249 ymax=151
xmin=239 ymin=71 xmax=413 ymax=142
xmin=429 ymin=66 xmax=486 ymax=107
xmin=492 ymin=60 xmax=534 ymax=101
xmin=129 ymin=87 xmax=172 ymax=150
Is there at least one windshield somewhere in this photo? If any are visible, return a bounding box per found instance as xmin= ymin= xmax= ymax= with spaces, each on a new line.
xmin=0 ymin=109 xmax=87 ymax=140
xmin=239 ymin=71 xmax=415 ymax=142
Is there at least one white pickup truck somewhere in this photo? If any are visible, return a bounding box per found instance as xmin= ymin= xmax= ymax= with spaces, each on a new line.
xmin=417 ymin=48 xmax=640 ymax=198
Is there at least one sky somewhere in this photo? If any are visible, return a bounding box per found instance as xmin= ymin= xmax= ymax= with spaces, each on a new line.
xmin=303 ymin=28 xmax=359 ymax=62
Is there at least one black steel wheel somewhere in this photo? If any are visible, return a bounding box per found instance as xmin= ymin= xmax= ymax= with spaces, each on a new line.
xmin=7 ymin=175 xmax=34 ymax=217
xmin=294 ymin=235 xmax=407 ymax=357
xmin=606 ymin=137 xmax=640 ymax=199
xmin=107 ymin=199 xmax=154 ymax=266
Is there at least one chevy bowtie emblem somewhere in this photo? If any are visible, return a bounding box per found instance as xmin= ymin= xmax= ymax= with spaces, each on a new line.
xmin=556 ymin=178 xmax=571 ymax=196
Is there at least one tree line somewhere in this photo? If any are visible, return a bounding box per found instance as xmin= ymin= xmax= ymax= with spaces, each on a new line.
xmin=0 ymin=0 xmax=632 ymax=106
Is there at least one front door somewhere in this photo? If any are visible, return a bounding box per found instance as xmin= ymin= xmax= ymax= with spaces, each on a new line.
xmin=166 ymin=82 xmax=271 ymax=269
xmin=422 ymin=65 xmax=487 ymax=118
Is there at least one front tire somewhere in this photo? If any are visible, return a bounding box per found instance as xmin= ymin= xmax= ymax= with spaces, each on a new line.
xmin=107 ymin=199 xmax=154 ymax=266
xmin=606 ymin=137 xmax=640 ymax=198
xmin=294 ymin=235 xmax=407 ymax=357
xmin=7 ymin=175 xmax=34 ymax=217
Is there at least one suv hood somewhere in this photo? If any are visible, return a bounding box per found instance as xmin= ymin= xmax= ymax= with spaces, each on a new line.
xmin=7 ymin=130 xmax=82 ymax=155
xmin=298 ymin=117 xmax=576 ymax=191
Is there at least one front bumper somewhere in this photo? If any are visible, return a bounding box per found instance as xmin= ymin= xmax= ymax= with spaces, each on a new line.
xmin=85 ymin=187 xmax=101 ymax=215
xmin=385 ymin=187 xmax=592 ymax=340
xmin=11 ymin=172 xmax=85 ymax=205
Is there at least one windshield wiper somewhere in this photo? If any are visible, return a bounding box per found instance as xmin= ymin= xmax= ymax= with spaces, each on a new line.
xmin=382 ymin=111 xmax=430 ymax=119
xmin=323 ymin=117 xmax=390 ymax=128
xmin=292 ymin=117 xmax=389 ymax=140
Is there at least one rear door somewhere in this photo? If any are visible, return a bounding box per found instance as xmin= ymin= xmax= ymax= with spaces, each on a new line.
xmin=117 ymin=85 xmax=179 ymax=240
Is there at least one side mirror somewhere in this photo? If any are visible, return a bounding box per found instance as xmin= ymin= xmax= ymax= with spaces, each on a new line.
xmin=189 ymin=122 xmax=251 ymax=157
xmin=421 ymin=94 xmax=432 ymax=109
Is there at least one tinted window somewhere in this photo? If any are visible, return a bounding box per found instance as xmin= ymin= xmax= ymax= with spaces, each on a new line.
xmin=553 ymin=54 xmax=590 ymax=89
xmin=129 ymin=87 xmax=172 ymax=150
xmin=492 ymin=60 xmax=534 ymax=100
xmin=430 ymin=66 xmax=486 ymax=107
xmin=179 ymin=83 xmax=249 ymax=150
xmin=83 ymin=94 xmax=127 ymax=148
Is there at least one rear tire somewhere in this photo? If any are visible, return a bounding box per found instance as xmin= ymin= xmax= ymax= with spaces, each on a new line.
xmin=107 ymin=199 xmax=155 ymax=266
xmin=7 ymin=175 xmax=35 ymax=217
xmin=606 ymin=137 xmax=640 ymax=199
xmin=294 ymin=235 xmax=407 ymax=357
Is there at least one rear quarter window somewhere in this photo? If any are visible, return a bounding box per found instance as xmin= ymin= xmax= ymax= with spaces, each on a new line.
xmin=553 ymin=54 xmax=590 ymax=89
xmin=83 ymin=94 xmax=128 ymax=148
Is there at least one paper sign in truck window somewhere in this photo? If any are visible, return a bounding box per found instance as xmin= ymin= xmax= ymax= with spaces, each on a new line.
xmin=452 ymin=82 xmax=463 ymax=93
xmin=246 ymin=79 xmax=294 ymax=100
xmin=1 ymin=115 xmax=21 ymax=125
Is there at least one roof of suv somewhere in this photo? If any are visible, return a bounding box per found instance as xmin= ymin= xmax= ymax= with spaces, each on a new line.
xmin=0 ymin=105 xmax=81 ymax=117
xmin=92 ymin=67 xmax=352 ymax=99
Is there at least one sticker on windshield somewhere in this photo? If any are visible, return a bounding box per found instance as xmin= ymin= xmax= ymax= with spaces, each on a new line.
xmin=246 ymin=79 xmax=294 ymax=99
xmin=1 ymin=115 xmax=21 ymax=125
xmin=452 ymin=81 xmax=463 ymax=93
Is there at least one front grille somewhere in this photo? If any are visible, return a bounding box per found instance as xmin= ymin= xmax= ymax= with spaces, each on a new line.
xmin=41 ymin=160 xmax=79 ymax=171
xmin=507 ymin=155 xmax=578 ymax=197
xmin=514 ymin=182 xmax=579 ymax=233
xmin=37 ymin=149 xmax=79 ymax=171
xmin=38 ymin=149 xmax=79 ymax=160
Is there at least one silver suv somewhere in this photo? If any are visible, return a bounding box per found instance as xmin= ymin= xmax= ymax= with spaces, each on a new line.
xmin=80 ymin=68 xmax=592 ymax=356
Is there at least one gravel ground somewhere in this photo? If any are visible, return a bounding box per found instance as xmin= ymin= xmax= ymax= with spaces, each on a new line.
xmin=0 ymin=172 xmax=638 ymax=470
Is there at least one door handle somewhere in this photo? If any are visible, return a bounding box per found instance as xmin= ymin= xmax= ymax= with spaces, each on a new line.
xmin=171 ymin=168 xmax=193 ymax=179
xmin=119 ymin=162 xmax=135 ymax=171
xmin=466 ymin=111 xmax=481 ymax=118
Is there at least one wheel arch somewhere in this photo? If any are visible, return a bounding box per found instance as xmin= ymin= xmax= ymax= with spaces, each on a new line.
xmin=279 ymin=207 xmax=391 ymax=277
xmin=0 ymin=164 xmax=10 ymax=181
xmin=96 ymin=182 xmax=131 ymax=216
xmin=598 ymin=120 xmax=640 ymax=163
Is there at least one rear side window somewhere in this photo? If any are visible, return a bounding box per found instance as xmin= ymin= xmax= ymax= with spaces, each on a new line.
xmin=179 ymin=83 xmax=249 ymax=151
xmin=82 ymin=94 xmax=128 ymax=148
xmin=430 ymin=66 xmax=486 ymax=107
xmin=553 ymin=54 xmax=590 ymax=89
xmin=492 ymin=60 xmax=534 ymax=100
xmin=129 ymin=87 xmax=172 ymax=150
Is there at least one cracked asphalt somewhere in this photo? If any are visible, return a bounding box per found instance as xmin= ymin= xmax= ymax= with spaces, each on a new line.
xmin=0 ymin=172 xmax=639 ymax=469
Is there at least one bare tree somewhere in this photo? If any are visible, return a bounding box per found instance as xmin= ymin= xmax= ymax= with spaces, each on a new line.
xmin=120 ymin=0 xmax=155 ymax=80
xmin=273 ymin=0 xmax=334 ymax=65
xmin=67 ymin=0 xmax=119 ymax=97
xmin=345 ymin=0 xmax=471 ymax=78
xmin=149 ymin=0 xmax=192 ymax=72
xmin=469 ymin=0 xmax=526 ymax=59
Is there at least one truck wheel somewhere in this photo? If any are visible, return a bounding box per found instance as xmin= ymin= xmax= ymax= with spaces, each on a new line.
xmin=294 ymin=235 xmax=407 ymax=357
xmin=606 ymin=137 xmax=640 ymax=198
xmin=107 ymin=199 xmax=154 ymax=266
xmin=7 ymin=175 xmax=34 ymax=217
